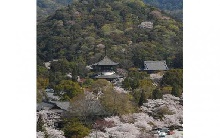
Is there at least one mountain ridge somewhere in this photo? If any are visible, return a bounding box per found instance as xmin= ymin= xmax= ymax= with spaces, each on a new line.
xmin=37 ymin=0 xmax=182 ymax=69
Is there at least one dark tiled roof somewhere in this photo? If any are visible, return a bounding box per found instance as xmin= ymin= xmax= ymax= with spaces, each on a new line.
xmin=50 ymin=101 xmax=70 ymax=111
xmin=37 ymin=102 xmax=55 ymax=111
xmin=93 ymin=56 xmax=118 ymax=66
xmin=144 ymin=61 xmax=168 ymax=71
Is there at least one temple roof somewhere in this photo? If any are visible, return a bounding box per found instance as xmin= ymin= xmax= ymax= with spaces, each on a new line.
xmin=50 ymin=101 xmax=70 ymax=111
xmin=37 ymin=102 xmax=55 ymax=111
xmin=143 ymin=61 xmax=168 ymax=71
xmin=93 ymin=56 xmax=119 ymax=66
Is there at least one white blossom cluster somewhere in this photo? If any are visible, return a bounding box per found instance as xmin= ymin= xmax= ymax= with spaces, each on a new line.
xmin=86 ymin=116 xmax=140 ymax=138
xmin=37 ymin=110 xmax=61 ymax=127
xmin=114 ymin=86 xmax=129 ymax=94
xmin=45 ymin=127 xmax=65 ymax=138
xmin=150 ymin=73 xmax=163 ymax=80
xmin=37 ymin=131 xmax=45 ymax=138
xmin=141 ymin=94 xmax=183 ymax=127
xmin=86 ymin=94 xmax=183 ymax=138
xmin=37 ymin=110 xmax=65 ymax=138
xmin=37 ymin=127 xmax=66 ymax=138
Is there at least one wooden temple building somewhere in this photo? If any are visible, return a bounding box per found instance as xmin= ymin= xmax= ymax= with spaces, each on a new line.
xmin=92 ymin=56 xmax=122 ymax=81
xmin=143 ymin=60 xmax=169 ymax=73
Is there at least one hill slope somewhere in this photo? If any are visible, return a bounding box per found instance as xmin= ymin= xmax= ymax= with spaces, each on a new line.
xmin=37 ymin=0 xmax=73 ymax=21
xmin=37 ymin=0 xmax=182 ymax=68
xmin=143 ymin=0 xmax=183 ymax=20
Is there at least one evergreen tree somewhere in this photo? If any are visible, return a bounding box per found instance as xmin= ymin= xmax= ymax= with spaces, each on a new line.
xmin=37 ymin=114 xmax=44 ymax=132
xmin=171 ymin=84 xmax=181 ymax=97
xmin=138 ymin=90 xmax=146 ymax=106
xmin=152 ymin=88 xmax=163 ymax=99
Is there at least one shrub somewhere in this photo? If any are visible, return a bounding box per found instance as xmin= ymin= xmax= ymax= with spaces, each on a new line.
xmin=171 ymin=84 xmax=182 ymax=97
xmin=83 ymin=78 xmax=94 ymax=88
xmin=100 ymin=85 xmax=137 ymax=115
xmin=152 ymin=88 xmax=163 ymax=99
xmin=90 ymin=79 xmax=110 ymax=94
xmin=138 ymin=91 xmax=147 ymax=106
xmin=161 ymin=86 xmax=172 ymax=94
xmin=55 ymin=80 xmax=83 ymax=100
xmin=154 ymin=106 xmax=174 ymax=119
xmin=161 ymin=69 xmax=183 ymax=88
xmin=37 ymin=114 xmax=44 ymax=132
xmin=62 ymin=118 xmax=90 ymax=138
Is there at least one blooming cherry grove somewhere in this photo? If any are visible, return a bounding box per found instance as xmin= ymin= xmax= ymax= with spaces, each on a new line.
xmin=86 ymin=94 xmax=183 ymax=138
xmin=37 ymin=110 xmax=65 ymax=138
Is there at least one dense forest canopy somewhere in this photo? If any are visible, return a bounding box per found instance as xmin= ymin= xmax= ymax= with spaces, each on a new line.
xmin=37 ymin=0 xmax=183 ymax=70
xmin=37 ymin=0 xmax=183 ymax=21
xmin=143 ymin=0 xmax=183 ymax=20
xmin=37 ymin=1 xmax=183 ymax=137
xmin=37 ymin=0 xmax=73 ymax=21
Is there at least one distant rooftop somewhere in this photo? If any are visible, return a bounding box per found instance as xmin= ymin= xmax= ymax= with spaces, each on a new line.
xmin=37 ymin=101 xmax=70 ymax=112
xmin=37 ymin=102 xmax=55 ymax=111
xmin=50 ymin=101 xmax=70 ymax=111
xmin=93 ymin=56 xmax=118 ymax=66
xmin=144 ymin=61 xmax=168 ymax=71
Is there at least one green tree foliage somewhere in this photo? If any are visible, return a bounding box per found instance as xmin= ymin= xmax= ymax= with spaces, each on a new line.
xmin=37 ymin=0 xmax=183 ymax=70
xmin=90 ymin=79 xmax=110 ymax=93
xmin=132 ymin=79 xmax=155 ymax=105
xmin=48 ymin=71 xmax=67 ymax=87
xmin=37 ymin=91 xmax=44 ymax=103
xmin=55 ymin=80 xmax=83 ymax=100
xmin=62 ymin=118 xmax=90 ymax=138
xmin=50 ymin=59 xmax=70 ymax=74
xmin=37 ymin=0 xmax=73 ymax=21
xmin=68 ymin=57 xmax=89 ymax=80
xmin=37 ymin=65 xmax=49 ymax=78
xmin=37 ymin=77 xmax=49 ymax=103
xmin=173 ymin=51 xmax=183 ymax=68
xmin=152 ymin=88 xmax=163 ymax=99
xmin=122 ymin=69 xmax=149 ymax=90
xmin=82 ymin=78 xmax=94 ymax=88
xmin=139 ymin=79 xmax=155 ymax=96
xmin=47 ymin=59 xmax=72 ymax=86
xmin=37 ymin=114 xmax=44 ymax=132
xmin=143 ymin=0 xmax=183 ymax=20
xmin=122 ymin=77 xmax=139 ymax=90
xmin=161 ymin=69 xmax=183 ymax=88
xmin=99 ymin=83 xmax=136 ymax=115
xmin=171 ymin=84 xmax=182 ymax=97
xmin=138 ymin=90 xmax=147 ymax=106
xmin=161 ymin=86 xmax=172 ymax=94
xmin=37 ymin=77 xmax=49 ymax=90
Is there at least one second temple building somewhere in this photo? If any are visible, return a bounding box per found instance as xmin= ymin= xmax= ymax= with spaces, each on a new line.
xmin=92 ymin=56 xmax=122 ymax=81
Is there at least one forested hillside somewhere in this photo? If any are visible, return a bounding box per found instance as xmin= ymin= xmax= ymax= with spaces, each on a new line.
xmin=37 ymin=0 xmax=183 ymax=21
xmin=37 ymin=0 xmax=182 ymax=70
xmin=143 ymin=0 xmax=183 ymax=20
xmin=37 ymin=0 xmax=73 ymax=21
xmin=37 ymin=1 xmax=183 ymax=137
